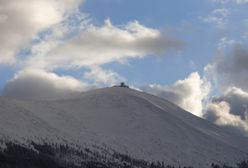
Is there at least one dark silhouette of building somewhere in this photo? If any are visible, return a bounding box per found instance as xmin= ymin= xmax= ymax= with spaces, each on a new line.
xmin=113 ymin=82 xmax=129 ymax=88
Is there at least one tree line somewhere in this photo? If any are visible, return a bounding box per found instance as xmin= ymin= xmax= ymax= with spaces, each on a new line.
xmin=0 ymin=142 xmax=247 ymax=168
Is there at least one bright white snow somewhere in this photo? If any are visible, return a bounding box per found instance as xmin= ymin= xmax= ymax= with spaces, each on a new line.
xmin=0 ymin=87 xmax=248 ymax=167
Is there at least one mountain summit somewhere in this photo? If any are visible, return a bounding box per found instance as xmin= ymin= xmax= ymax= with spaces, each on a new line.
xmin=0 ymin=87 xmax=248 ymax=167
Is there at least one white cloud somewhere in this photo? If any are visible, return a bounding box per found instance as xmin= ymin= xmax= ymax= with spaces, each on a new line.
xmin=213 ymin=8 xmax=230 ymax=17
xmin=142 ymin=72 xmax=211 ymax=117
xmin=0 ymin=0 xmax=83 ymax=64
xmin=211 ymin=87 xmax=248 ymax=117
xmin=84 ymin=66 xmax=125 ymax=86
xmin=235 ymin=0 xmax=248 ymax=4
xmin=217 ymin=37 xmax=235 ymax=49
xmin=205 ymin=45 xmax=248 ymax=92
xmin=26 ymin=19 xmax=181 ymax=70
xmin=201 ymin=8 xmax=230 ymax=28
xmin=211 ymin=0 xmax=229 ymax=4
xmin=204 ymin=44 xmax=248 ymax=136
xmin=211 ymin=0 xmax=248 ymax=4
xmin=205 ymin=87 xmax=248 ymax=136
xmin=3 ymin=69 xmax=88 ymax=100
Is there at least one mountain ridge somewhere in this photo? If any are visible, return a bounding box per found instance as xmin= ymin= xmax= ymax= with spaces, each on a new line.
xmin=0 ymin=87 xmax=248 ymax=167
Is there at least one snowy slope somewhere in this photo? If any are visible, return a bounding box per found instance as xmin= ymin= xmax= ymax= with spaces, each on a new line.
xmin=0 ymin=87 xmax=248 ymax=167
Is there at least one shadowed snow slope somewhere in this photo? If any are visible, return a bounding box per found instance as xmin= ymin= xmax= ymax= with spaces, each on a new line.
xmin=0 ymin=87 xmax=248 ymax=167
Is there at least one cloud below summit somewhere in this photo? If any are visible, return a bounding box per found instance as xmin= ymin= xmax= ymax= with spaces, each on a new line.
xmin=205 ymin=87 xmax=248 ymax=136
xmin=204 ymin=44 xmax=248 ymax=136
xmin=3 ymin=69 xmax=88 ymax=100
xmin=142 ymin=72 xmax=211 ymax=117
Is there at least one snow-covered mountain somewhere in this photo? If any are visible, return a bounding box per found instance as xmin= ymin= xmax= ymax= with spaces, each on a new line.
xmin=0 ymin=87 xmax=248 ymax=167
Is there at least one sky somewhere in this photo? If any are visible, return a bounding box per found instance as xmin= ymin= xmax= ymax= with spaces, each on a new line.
xmin=0 ymin=0 xmax=248 ymax=136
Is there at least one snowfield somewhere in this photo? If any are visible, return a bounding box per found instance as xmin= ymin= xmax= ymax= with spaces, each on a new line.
xmin=0 ymin=87 xmax=248 ymax=167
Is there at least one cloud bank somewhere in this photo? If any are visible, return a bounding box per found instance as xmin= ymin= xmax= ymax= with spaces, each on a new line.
xmin=141 ymin=43 xmax=248 ymax=136
xmin=142 ymin=72 xmax=211 ymax=117
xmin=0 ymin=0 xmax=82 ymax=64
xmin=26 ymin=19 xmax=181 ymax=70
xmin=3 ymin=69 xmax=88 ymax=100
xmin=206 ymin=45 xmax=248 ymax=92
xmin=204 ymin=45 xmax=248 ymax=136
xmin=205 ymin=87 xmax=248 ymax=136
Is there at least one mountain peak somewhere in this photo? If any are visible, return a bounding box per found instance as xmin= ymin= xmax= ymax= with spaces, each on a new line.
xmin=0 ymin=87 xmax=248 ymax=167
